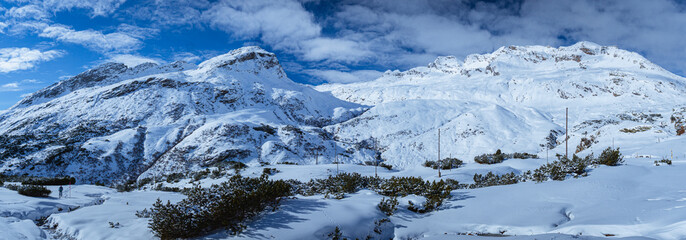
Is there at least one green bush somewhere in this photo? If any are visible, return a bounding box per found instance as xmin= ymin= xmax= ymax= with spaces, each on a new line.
xmin=165 ymin=173 xmax=185 ymax=183
xmin=147 ymin=175 xmax=292 ymax=239
xmin=419 ymin=180 xmax=453 ymax=213
xmin=474 ymin=149 xmax=507 ymax=164
xmin=253 ymin=124 xmax=276 ymax=135
xmin=301 ymin=172 xmax=376 ymax=198
xmin=378 ymin=197 xmax=399 ymax=216
xmin=511 ymin=152 xmax=538 ymax=159
xmin=22 ymin=176 xmax=76 ymax=185
xmin=379 ymin=163 xmax=393 ymax=170
xmin=378 ymin=176 xmax=426 ymax=197
xmin=328 ymin=226 xmax=343 ymax=240
xmin=262 ymin=168 xmax=280 ymax=176
xmin=595 ymin=147 xmax=623 ymax=166
xmin=17 ymin=185 xmax=52 ymax=197
xmin=423 ymin=158 xmax=463 ymax=170
xmin=474 ymin=150 xmax=538 ymax=164
xmin=655 ymin=159 xmax=672 ymax=166
xmin=472 ymin=172 xmax=520 ymax=188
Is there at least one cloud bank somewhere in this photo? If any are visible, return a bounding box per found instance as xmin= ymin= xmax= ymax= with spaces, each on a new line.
xmin=1 ymin=0 xmax=686 ymax=81
xmin=0 ymin=47 xmax=63 ymax=73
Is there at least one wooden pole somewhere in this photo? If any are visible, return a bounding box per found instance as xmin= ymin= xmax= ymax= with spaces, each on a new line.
xmin=565 ymin=108 xmax=569 ymax=159
xmin=374 ymin=139 xmax=378 ymax=178
xmin=438 ymin=129 xmax=441 ymax=178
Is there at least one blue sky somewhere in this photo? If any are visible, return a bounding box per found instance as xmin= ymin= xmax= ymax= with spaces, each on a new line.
xmin=1 ymin=0 xmax=686 ymax=110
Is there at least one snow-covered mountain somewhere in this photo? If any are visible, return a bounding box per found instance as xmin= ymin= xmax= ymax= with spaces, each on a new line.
xmin=0 ymin=46 xmax=369 ymax=183
xmin=318 ymin=41 xmax=686 ymax=168
xmin=2 ymin=42 xmax=685 ymax=182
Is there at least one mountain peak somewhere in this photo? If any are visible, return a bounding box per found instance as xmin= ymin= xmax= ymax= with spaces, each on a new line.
xmin=197 ymin=46 xmax=282 ymax=74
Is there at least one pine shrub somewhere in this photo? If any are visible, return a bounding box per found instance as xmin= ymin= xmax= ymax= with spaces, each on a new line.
xmin=472 ymin=172 xmax=521 ymax=188
xmin=262 ymin=168 xmax=280 ymax=176
xmin=147 ymin=175 xmax=292 ymax=239
xmin=5 ymin=184 xmax=20 ymax=191
xmin=424 ymin=158 xmax=463 ymax=170
xmin=655 ymin=159 xmax=672 ymax=166
xmin=22 ymin=176 xmax=76 ymax=185
xmin=378 ymin=197 xmax=399 ymax=216
xmin=596 ymin=147 xmax=623 ymax=166
xmin=328 ymin=226 xmax=343 ymax=240
xmin=17 ymin=185 xmax=51 ymax=197
xmin=474 ymin=149 xmax=507 ymax=164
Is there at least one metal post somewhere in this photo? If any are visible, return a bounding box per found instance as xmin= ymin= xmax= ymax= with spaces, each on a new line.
xmin=565 ymin=107 xmax=568 ymax=159
xmin=438 ymin=129 xmax=441 ymax=178
xmin=374 ymin=139 xmax=378 ymax=178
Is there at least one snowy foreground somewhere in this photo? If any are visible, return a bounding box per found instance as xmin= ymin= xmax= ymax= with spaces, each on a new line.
xmin=3 ymin=140 xmax=686 ymax=240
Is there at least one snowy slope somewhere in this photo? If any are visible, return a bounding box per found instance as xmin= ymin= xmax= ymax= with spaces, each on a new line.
xmin=0 ymin=46 xmax=368 ymax=184
xmin=2 ymin=42 xmax=685 ymax=182
xmin=319 ymin=42 xmax=686 ymax=167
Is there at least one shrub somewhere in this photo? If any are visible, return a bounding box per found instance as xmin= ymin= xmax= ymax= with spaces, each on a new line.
xmin=147 ymin=175 xmax=292 ymax=239
xmin=262 ymin=168 xmax=280 ymax=176
xmin=22 ymin=176 xmax=76 ymax=185
xmin=5 ymin=184 xmax=20 ymax=191
xmin=378 ymin=176 xmax=426 ymax=197
xmin=379 ymin=163 xmax=393 ymax=170
xmin=655 ymin=159 xmax=672 ymax=166
xmin=424 ymin=158 xmax=463 ymax=170
xmin=0 ymin=179 xmax=3 ymax=187
xmin=211 ymin=167 xmax=224 ymax=179
xmin=17 ymin=185 xmax=51 ymax=197
xmin=596 ymin=147 xmax=623 ymax=166
xmin=191 ymin=169 xmax=210 ymax=181
xmin=511 ymin=152 xmax=538 ymax=159
xmin=378 ymin=197 xmax=399 ymax=216
xmin=116 ymin=183 xmax=137 ymax=192
xmin=301 ymin=172 xmax=375 ymax=198
xmin=253 ymin=124 xmax=276 ymax=135
xmin=474 ymin=149 xmax=506 ymax=164
xmin=472 ymin=172 xmax=520 ymax=188
xmin=328 ymin=226 xmax=343 ymax=240
xmin=165 ymin=173 xmax=185 ymax=183
xmin=419 ymin=180 xmax=453 ymax=213
xmin=474 ymin=150 xmax=537 ymax=164
xmin=527 ymin=154 xmax=593 ymax=183
xmin=227 ymin=161 xmax=247 ymax=171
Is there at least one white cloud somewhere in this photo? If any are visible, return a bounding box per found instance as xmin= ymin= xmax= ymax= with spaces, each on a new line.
xmin=0 ymin=22 xmax=7 ymax=33
xmin=41 ymin=0 xmax=127 ymax=17
xmin=2 ymin=82 xmax=19 ymax=88
xmin=6 ymin=4 xmax=49 ymax=20
xmin=116 ymin=24 xmax=160 ymax=39
xmin=172 ymin=52 xmax=201 ymax=63
xmin=38 ymin=24 xmax=144 ymax=53
xmin=106 ymin=54 xmax=163 ymax=67
xmin=305 ymin=69 xmax=383 ymax=84
xmin=1 ymin=79 xmax=42 ymax=92
xmin=0 ymin=47 xmax=64 ymax=73
xmin=128 ymin=0 xmax=210 ymax=27
xmin=203 ymin=0 xmax=321 ymax=49
xmin=301 ymin=38 xmax=372 ymax=63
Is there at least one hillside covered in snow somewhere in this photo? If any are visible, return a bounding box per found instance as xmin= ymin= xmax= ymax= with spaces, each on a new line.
xmin=1 ymin=42 xmax=685 ymax=183
xmin=318 ymin=41 xmax=686 ymax=168
xmin=0 ymin=46 xmax=370 ymax=184
xmin=2 ymin=42 xmax=686 ymax=240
